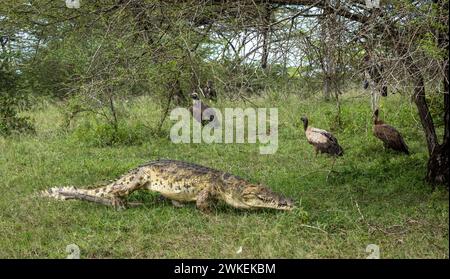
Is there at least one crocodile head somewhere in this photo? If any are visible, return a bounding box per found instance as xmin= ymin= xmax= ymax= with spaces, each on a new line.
xmin=238 ymin=184 xmax=294 ymax=211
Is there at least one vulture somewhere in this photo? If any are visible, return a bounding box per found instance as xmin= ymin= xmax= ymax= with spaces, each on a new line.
xmin=203 ymin=80 xmax=217 ymax=101
xmin=363 ymin=80 xmax=370 ymax=90
xmin=300 ymin=116 xmax=344 ymax=156
xmin=372 ymin=109 xmax=409 ymax=154
xmin=189 ymin=92 xmax=218 ymax=127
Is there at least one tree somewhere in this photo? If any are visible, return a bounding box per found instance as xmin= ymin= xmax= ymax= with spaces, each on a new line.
xmin=256 ymin=0 xmax=448 ymax=185
xmin=1 ymin=0 xmax=448 ymax=185
xmin=0 ymin=33 xmax=34 ymax=135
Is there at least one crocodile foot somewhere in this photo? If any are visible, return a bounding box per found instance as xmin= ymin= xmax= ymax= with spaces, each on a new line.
xmin=111 ymin=197 xmax=127 ymax=211
xmin=171 ymin=200 xmax=185 ymax=208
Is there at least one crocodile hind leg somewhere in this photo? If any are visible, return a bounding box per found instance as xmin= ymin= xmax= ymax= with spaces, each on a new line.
xmin=53 ymin=168 xmax=149 ymax=210
xmin=105 ymin=170 xmax=149 ymax=210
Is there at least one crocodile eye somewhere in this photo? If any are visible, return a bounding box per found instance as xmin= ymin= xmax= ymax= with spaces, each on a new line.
xmin=256 ymin=195 xmax=270 ymax=202
xmin=241 ymin=193 xmax=255 ymax=200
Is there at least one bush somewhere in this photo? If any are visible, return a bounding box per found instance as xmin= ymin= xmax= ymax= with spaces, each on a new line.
xmin=70 ymin=119 xmax=159 ymax=147
xmin=0 ymin=64 xmax=34 ymax=136
xmin=0 ymin=102 xmax=34 ymax=135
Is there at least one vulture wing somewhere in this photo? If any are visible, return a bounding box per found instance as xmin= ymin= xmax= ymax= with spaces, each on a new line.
xmin=310 ymin=128 xmax=338 ymax=144
xmin=306 ymin=128 xmax=329 ymax=144
xmin=306 ymin=127 xmax=343 ymax=156
xmin=374 ymin=124 xmax=409 ymax=154
xmin=320 ymin=130 xmax=339 ymax=145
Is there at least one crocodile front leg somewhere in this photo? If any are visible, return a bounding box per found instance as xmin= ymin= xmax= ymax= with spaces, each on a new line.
xmin=171 ymin=200 xmax=186 ymax=208
xmin=196 ymin=187 xmax=215 ymax=213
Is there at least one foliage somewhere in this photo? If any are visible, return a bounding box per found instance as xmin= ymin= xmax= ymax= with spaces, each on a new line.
xmin=0 ymin=56 xmax=34 ymax=136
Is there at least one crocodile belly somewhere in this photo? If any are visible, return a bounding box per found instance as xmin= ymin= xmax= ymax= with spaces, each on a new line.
xmin=146 ymin=180 xmax=199 ymax=202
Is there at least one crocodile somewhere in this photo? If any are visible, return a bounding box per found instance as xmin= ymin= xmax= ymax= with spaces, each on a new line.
xmin=41 ymin=159 xmax=294 ymax=212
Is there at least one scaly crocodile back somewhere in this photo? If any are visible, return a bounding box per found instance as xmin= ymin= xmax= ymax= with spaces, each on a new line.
xmin=41 ymin=159 xmax=245 ymax=202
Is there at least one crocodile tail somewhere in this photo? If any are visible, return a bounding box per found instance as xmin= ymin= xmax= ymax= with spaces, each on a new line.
xmin=40 ymin=185 xmax=113 ymax=205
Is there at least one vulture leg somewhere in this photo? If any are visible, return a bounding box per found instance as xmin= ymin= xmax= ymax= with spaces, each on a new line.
xmin=326 ymin=157 xmax=338 ymax=182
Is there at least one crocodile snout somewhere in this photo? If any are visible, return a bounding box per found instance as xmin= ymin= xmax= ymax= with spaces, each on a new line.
xmin=278 ymin=197 xmax=295 ymax=210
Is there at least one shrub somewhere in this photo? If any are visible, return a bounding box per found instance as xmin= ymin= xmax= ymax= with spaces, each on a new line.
xmin=0 ymin=64 xmax=34 ymax=136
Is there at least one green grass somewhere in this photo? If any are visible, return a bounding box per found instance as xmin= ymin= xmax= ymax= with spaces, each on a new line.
xmin=0 ymin=91 xmax=448 ymax=258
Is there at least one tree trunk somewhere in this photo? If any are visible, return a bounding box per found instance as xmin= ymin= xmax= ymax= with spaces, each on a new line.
xmin=261 ymin=3 xmax=272 ymax=69
xmin=411 ymin=74 xmax=438 ymax=154
xmin=413 ymin=85 xmax=449 ymax=187
xmin=427 ymin=51 xmax=449 ymax=186
xmin=422 ymin=0 xmax=449 ymax=186
xmin=320 ymin=11 xmax=331 ymax=101
xmin=427 ymin=142 xmax=449 ymax=186
xmin=108 ymin=93 xmax=118 ymax=135
xmin=320 ymin=4 xmax=341 ymax=102
xmin=407 ymin=57 xmax=448 ymax=186
xmin=442 ymin=59 xmax=449 ymax=152
xmin=323 ymin=75 xmax=331 ymax=101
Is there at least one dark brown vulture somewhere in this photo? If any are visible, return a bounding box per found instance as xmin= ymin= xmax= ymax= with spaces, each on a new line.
xmin=372 ymin=109 xmax=409 ymax=154
xmin=189 ymin=92 xmax=218 ymax=127
xmin=300 ymin=116 xmax=343 ymax=156
xmin=203 ymin=80 xmax=217 ymax=101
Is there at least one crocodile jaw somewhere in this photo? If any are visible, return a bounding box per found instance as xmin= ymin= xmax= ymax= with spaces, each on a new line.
xmin=230 ymin=185 xmax=295 ymax=211
xmin=243 ymin=198 xmax=295 ymax=211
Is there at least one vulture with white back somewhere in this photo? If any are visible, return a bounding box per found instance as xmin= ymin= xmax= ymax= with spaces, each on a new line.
xmin=300 ymin=116 xmax=344 ymax=157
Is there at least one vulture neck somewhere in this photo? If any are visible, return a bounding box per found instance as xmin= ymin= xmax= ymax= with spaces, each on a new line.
xmin=302 ymin=119 xmax=309 ymax=131
xmin=373 ymin=110 xmax=384 ymax=125
xmin=373 ymin=115 xmax=384 ymax=125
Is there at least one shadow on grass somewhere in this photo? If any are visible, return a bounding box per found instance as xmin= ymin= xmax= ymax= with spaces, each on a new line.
xmin=68 ymin=190 xmax=307 ymax=217
xmin=329 ymin=153 xmax=425 ymax=186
